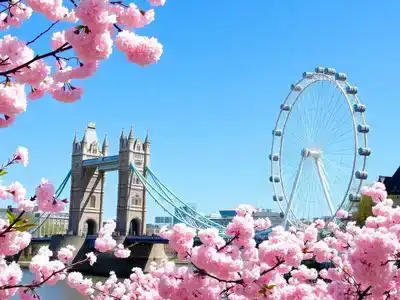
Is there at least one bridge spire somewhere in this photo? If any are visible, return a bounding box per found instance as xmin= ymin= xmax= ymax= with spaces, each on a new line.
xmin=144 ymin=130 xmax=150 ymax=144
xmin=128 ymin=125 xmax=134 ymax=141
xmin=119 ymin=128 xmax=126 ymax=149
xmin=81 ymin=129 xmax=88 ymax=145
xmin=72 ymin=131 xmax=80 ymax=153
xmin=102 ymin=134 xmax=108 ymax=156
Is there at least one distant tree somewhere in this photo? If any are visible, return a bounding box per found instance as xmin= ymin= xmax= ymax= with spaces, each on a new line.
xmin=355 ymin=194 xmax=374 ymax=226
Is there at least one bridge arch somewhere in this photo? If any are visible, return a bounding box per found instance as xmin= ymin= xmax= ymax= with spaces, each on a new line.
xmin=128 ymin=218 xmax=141 ymax=236
xmin=83 ymin=219 xmax=97 ymax=236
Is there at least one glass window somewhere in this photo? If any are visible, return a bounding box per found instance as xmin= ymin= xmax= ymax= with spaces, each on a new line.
xmin=90 ymin=195 xmax=96 ymax=208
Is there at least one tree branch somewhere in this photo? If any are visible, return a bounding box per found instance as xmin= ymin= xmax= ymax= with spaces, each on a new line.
xmin=27 ymin=20 xmax=60 ymax=46
xmin=0 ymin=43 xmax=72 ymax=77
xmin=0 ymin=0 xmax=21 ymax=14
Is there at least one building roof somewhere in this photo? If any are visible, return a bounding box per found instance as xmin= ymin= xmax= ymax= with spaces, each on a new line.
xmin=381 ymin=167 xmax=400 ymax=195
xmin=219 ymin=210 xmax=237 ymax=218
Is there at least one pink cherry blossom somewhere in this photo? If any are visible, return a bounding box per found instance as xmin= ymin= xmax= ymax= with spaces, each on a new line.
xmin=0 ymin=82 xmax=27 ymax=115
xmin=35 ymin=178 xmax=66 ymax=213
xmin=115 ymin=30 xmax=162 ymax=66
xmin=114 ymin=244 xmax=131 ymax=258
xmin=65 ymin=28 xmax=113 ymax=62
xmin=361 ymin=182 xmax=388 ymax=203
xmin=53 ymin=61 xmax=99 ymax=82
xmin=50 ymin=84 xmax=84 ymax=103
xmin=14 ymin=146 xmax=28 ymax=166
xmin=111 ymin=4 xmax=155 ymax=28
xmin=148 ymin=0 xmax=166 ymax=6
xmin=75 ymin=0 xmax=116 ymax=33
xmin=336 ymin=209 xmax=348 ymax=219
xmin=51 ymin=31 xmax=67 ymax=50
xmin=57 ymin=245 xmax=76 ymax=263
xmin=0 ymin=3 xmax=33 ymax=29
xmin=14 ymin=60 xmax=50 ymax=86
xmin=86 ymin=252 xmax=97 ymax=265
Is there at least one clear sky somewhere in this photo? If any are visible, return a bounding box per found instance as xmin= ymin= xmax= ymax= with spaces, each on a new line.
xmin=1 ymin=0 xmax=400 ymax=222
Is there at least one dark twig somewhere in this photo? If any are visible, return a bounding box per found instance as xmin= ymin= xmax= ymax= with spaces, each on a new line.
xmin=0 ymin=210 xmax=24 ymax=237
xmin=0 ymin=43 xmax=72 ymax=77
xmin=0 ymin=0 xmax=21 ymax=14
xmin=27 ymin=20 xmax=60 ymax=46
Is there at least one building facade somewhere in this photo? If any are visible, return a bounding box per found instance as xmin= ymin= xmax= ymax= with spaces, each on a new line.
xmin=206 ymin=208 xmax=283 ymax=227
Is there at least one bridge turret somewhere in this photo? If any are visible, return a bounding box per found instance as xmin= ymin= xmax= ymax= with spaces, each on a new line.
xmin=81 ymin=122 xmax=100 ymax=157
xmin=128 ymin=125 xmax=134 ymax=151
xmin=72 ymin=131 xmax=81 ymax=153
xmin=144 ymin=131 xmax=150 ymax=166
xmin=119 ymin=128 xmax=126 ymax=150
xmin=102 ymin=134 xmax=108 ymax=156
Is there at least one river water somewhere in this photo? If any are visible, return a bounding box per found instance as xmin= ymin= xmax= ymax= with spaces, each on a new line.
xmin=12 ymin=270 xmax=100 ymax=300
xmin=14 ymin=263 xmax=190 ymax=299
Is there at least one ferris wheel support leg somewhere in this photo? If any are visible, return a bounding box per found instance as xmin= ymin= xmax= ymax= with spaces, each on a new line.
xmin=282 ymin=157 xmax=305 ymax=228
xmin=315 ymin=158 xmax=334 ymax=216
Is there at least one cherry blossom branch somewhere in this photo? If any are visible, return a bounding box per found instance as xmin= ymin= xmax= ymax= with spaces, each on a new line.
xmin=0 ymin=0 xmax=21 ymax=14
xmin=26 ymin=20 xmax=60 ymax=46
xmin=0 ymin=43 xmax=72 ymax=77
xmin=357 ymin=285 xmax=372 ymax=300
xmin=0 ymin=210 xmax=24 ymax=237
xmin=216 ymin=234 xmax=239 ymax=252
xmin=1 ymin=241 xmax=139 ymax=291
xmin=0 ymin=256 xmax=90 ymax=290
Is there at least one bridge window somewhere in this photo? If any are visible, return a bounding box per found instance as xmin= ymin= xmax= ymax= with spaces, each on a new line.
xmin=132 ymin=195 xmax=141 ymax=206
xmin=90 ymin=195 xmax=96 ymax=208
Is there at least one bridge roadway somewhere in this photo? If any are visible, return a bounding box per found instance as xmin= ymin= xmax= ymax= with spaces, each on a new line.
xmin=30 ymin=228 xmax=272 ymax=246
xmin=31 ymin=235 xmax=170 ymax=244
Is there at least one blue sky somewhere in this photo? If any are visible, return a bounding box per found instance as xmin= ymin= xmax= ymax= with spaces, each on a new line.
xmin=1 ymin=0 xmax=400 ymax=221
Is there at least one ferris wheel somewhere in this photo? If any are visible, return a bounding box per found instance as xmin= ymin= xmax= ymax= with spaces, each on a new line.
xmin=270 ymin=67 xmax=370 ymax=229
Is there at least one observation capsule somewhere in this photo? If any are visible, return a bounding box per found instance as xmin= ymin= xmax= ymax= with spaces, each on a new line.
xmin=353 ymin=104 xmax=366 ymax=113
xmin=273 ymin=130 xmax=283 ymax=136
xmin=269 ymin=154 xmax=280 ymax=161
xmin=335 ymin=73 xmax=347 ymax=81
xmin=315 ymin=67 xmax=325 ymax=73
xmin=302 ymin=72 xmax=314 ymax=78
xmin=280 ymin=104 xmax=291 ymax=111
xmin=273 ymin=195 xmax=284 ymax=202
xmin=346 ymin=86 xmax=358 ymax=95
xmin=269 ymin=176 xmax=281 ymax=183
xmin=291 ymin=84 xmax=302 ymax=92
xmin=357 ymin=124 xmax=370 ymax=133
xmin=349 ymin=193 xmax=362 ymax=203
xmin=324 ymin=68 xmax=336 ymax=75
xmin=358 ymin=147 xmax=371 ymax=156
xmin=355 ymin=171 xmax=368 ymax=180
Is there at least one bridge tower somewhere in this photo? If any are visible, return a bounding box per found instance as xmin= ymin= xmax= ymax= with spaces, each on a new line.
xmin=68 ymin=122 xmax=150 ymax=236
xmin=117 ymin=127 xmax=150 ymax=235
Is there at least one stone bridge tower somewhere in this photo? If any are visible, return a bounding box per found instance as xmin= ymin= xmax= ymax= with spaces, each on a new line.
xmin=68 ymin=122 xmax=150 ymax=236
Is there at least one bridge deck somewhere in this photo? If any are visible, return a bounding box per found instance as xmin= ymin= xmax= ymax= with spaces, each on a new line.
xmin=82 ymin=155 xmax=119 ymax=171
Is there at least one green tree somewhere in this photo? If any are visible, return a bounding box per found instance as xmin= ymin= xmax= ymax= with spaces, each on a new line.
xmin=355 ymin=194 xmax=373 ymax=226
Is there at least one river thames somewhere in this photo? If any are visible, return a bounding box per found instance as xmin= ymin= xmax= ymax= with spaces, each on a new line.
xmin=12 ymin=270 xmax=100 ymax=299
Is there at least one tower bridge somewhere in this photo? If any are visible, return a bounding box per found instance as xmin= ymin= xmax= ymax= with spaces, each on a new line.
xmin=69 ymin=122 xmax=150 ymax=236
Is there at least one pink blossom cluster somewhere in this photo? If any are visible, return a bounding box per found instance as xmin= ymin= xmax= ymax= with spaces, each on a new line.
xmin=0 ymin=0 xmax=165 ymax=128
xmin=29 ymin=246 xmax=66 ymax=284
xmin=0 ymin=217 xmax=31 ymax=256
xmin=0 ymin=3 xmax=32 ymax=30
xmin=35 ymin=178 xmax=67 ymax=213
xmin=5 ymin=152 xmax=400 ymax=299
xmin=94 ymin=219 xmax=117 ymax=252
xmin=0 ymin=260 xmax=23 ymax=299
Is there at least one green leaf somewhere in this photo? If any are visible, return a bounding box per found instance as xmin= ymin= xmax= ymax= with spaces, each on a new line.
xmin=0 ymin=169 xmax=8 ymax=177
xmin=6 ymin=210 xmax=15 ymax=223
xmin=14 ymin=224 xmax=36 ymax=232
xmin=15 ymin=218 xmax=28 ymax=226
